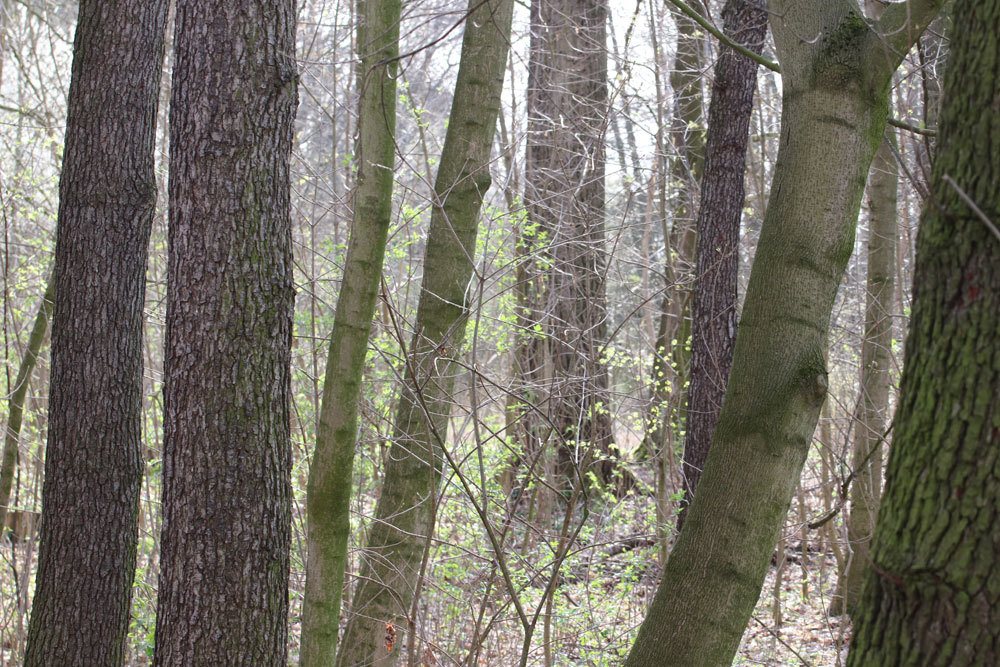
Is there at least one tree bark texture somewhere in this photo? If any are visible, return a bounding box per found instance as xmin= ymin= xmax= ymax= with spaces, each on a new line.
xmin=153 ymin=1 xmax=297 ymax=664
xmin=626 ymin=2 xmax=942 ymax=664
xmin=835 ymin=130 xmax=898 ymax=618
xmin=335 ymin=1 xmax=514 ymax=664
xmin=301 ymin=0 xmax=401 ymax=663
xmin=848 ymin=0 xmax=1000 ymax=661
xmin=24 ymin=1 xmax=168 ymax=663
xmin=0 ymin=273 xmax=53 ymax=531
xmin=520 ymin=0 xmax=614 ymax=492
xmin=677 ymin=0 xmax=767 ymax=529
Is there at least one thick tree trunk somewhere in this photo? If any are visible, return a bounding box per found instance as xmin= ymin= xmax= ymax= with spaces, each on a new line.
xmin=833 ymin=131 xmax=898 ymax=617
xmin=23 ymin=1 xmax=168 ymax=663
xmin=626 ymin=2 xmax=942 ymax=665
xmin=848 ymin=0 xmax=1000 ymax=661
xmin=0 ymin=273 xmax=53 ymax=531
xmin=334 ymin=2 xmax=514 ymax=664
xmin=153 ymin=1 xmax=297 ymax=664
xmin=520 ymin=0 xmax=615 ymax=496
xmin=300 ymin=0 xmax=401 ymax=662
xmin=677 ymin=0 xmax=766 ymax=530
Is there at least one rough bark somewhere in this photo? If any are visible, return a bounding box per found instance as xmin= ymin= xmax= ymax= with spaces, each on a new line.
xmin=520 ymin=0 xmax=615 ymax=495
xmin=677 ymin=0 xmax=767 ymax=529
xmin=334 ymin=1 xmax=514 ymax=664
xmin=834 ymin=130 xmax=898 ymax=617
xmin=0 ymin=273 xmax=53 ymax=531
xmin=848 ymin=0 xmax=1000 ymax=661
xmin=300 ymin=0 xmax=401 ymax=662
xmin=23 ymin=0 xmax=168 ymax=663
xmin=626 ymin=2 xmax=943 ymax=665
xmin=153 ymin=1 xmax=297 ymax=664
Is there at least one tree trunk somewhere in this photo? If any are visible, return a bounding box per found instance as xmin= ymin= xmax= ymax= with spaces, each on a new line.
xmin=334 ymin=2 xmax=514 ymax=664
xmin=521 ymin=0 xmax=615 ymax=496
xmin=153 ymin=1 xmax=297 ymax=663
xmin=833 ymin=130 xmax=898 ymax=617
xmin=24 ymin=0 xmax=168 ymax=663
xmin=677 ymin=0 xmax=767 ymax=530
xmin=848 ymin=0 xmax=1000 ymax=661
xmin=0 ymin=273 xmax=53 ymax=531
xmin=626 ymin=2 xmax=942 ymax=665
xmin=300 ymin=0 xmax=401 ymax=662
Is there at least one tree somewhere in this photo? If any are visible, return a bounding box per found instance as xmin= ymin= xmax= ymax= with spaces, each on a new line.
xmin=0 ymin=273 xmax=52 ymax=532
xmin=643 ymin=0 xmax=705 ymax=542
xmin=834 ymin=128 xmax=899 ymax=617
xmin=300 ymin=0 xmax=401 ymax=661
xmin=677 ymin=0 xmax=767 ymax=528
xmin=153 ymin=0 xmax=297 ymax=663
xmin=335 ymin=0 xmax=515 ymax=662
xmin=517 ymin=0 xmax=614 ymax=503
xmin=848 ymin=0 xmax=999 ymax=660
xmin=626 ymin=1 xmax=942 ymax=664
xmin=23 ymin=0 xmax=168 ymax=663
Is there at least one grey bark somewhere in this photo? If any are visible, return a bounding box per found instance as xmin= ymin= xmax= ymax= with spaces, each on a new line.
xmin=301 ymin=0 xmax=401 ymax=662
xmin=678 ymin=0 xmax=767 ymax=529
xmin=153 ymin=1 xmax=297 ymax=664
xmin=335 ymin=1 xmax=514 ymax=663
xmin=24 ymin=0 xmax=168 ymax=663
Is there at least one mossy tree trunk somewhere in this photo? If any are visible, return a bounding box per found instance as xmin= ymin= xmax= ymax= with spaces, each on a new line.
xmin=677 ymin=0 xmax=767 ymax=530
xmin=625 ymin=2 xmax=942 ymax=664
xmin=834 ymin=129 xmax=898 ymax=617
xmin=0 ymin=273 xmax=53 ymax=532
xmin=23 ymin=1 xmax=168 ymax=663
xmin=848 ymin=0 xmax=1000 ymax=661
xmin=300 ymin=0 xmax=401 ymax=663
xmin=334 ymin=1 xmax=514 ymax=664
xmin=153 ymin=1 xmax=297 ymax=663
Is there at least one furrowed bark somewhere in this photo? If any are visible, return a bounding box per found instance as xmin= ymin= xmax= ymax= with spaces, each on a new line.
xmin=677 ymin=0 xmax=767 ymax=530
xmin=626 ymin=2 xmax=942 ymax=664
xmin=24 ymin=1 xmax=168 ymax=663
xmin=848 ymin=0 xmax=1000 ymax=661
xmin=334 ymin=1 xmax=514 ymax=663
xmin=154 ymin=0 xmax=297 ymax=663
xmin=301 ymin=0 xmax=401 ymax=662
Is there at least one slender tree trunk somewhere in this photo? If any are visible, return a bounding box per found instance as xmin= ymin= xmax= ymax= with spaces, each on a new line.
xmin=335 ymin=2 xmax=514 ymax=663
xmin=848 ymin=0 xmax=1000 ymax=660
xmin=300 ymin=0 xmax=401 ymax=662
xmin=626 ymin=3 xmax=942 ymax=664
xmin=153 ymin=1 xmax=297 ymax=663
xmin=23 ymin=1 xmax=168 ymax=663
xmin=0 ymin=273 xmax=53 ymax=531
xmin=833 ymin=130 xmax=898 ymax=617
xmin=677 ymin=0 xmax=767 ymax=530
xmin=642 ymin=1 xmax=705 ymax=465
xmin=521 ymin=0 xmax=615 ymax=496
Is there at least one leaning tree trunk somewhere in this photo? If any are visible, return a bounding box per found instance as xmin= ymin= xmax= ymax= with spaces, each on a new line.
xmin=335 ymin=1 xmax=514 ymax=664
xmin=300 ymin=0 xmax=400 ymax=662
xmin=0 ymin=273 xmax=53 ymax=531
xmin=625 ymin=2 xmax=942 ymax=665
xmin=833 ymin=129 xmax=898 ymax=618
xmin=676 ymin=0 xmax=767 ymax=530
xmin=153 ymin=1 xmax=297 ymax=664
xmin=848 ymin=0 xmax=1000 ymax=661
xmin=521 ymin=0 xmax=615 ymax=495
xmin=23 ymin=1 xmax=168 ymax=663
